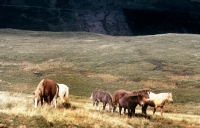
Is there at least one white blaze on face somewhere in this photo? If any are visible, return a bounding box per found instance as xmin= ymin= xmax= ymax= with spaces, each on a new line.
xmin=34 ymin=98 xmax=38 ymax=108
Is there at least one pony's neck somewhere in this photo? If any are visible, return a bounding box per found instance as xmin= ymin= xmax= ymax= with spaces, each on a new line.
xmin=162 ymin=93 xmax=170 ymax=101
xmin=108 ymin=96 xmax=114 ymax=107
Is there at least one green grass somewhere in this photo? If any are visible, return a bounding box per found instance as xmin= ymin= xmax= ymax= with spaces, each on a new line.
xmin=0 ymin=29 xmax=200 ymax=127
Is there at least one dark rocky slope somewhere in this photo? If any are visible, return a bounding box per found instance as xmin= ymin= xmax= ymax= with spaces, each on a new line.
xmin=1 ymin=0 xmax=200 ymax=35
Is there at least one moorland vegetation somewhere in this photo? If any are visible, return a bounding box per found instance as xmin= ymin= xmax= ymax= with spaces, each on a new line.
xmin=0 ymin=29 xmax=200 ymax=127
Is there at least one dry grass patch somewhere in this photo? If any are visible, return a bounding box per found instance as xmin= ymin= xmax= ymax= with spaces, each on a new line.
xmin=1 ymin=91 xmax=200 ymax=128
xmin=141 ymin=80 xmax=176 ymax=89
xmin=14 ymin=59 xmax=73 ymax=73
xmin=87 ymin=73 xmax=121 ymax=83
xmin=1 ymin=29 xmax=200 ymax=127
xmin=0 ymin=91 xmax=150 ymax=128
xmin=166 ymin=75 xmax=200 ymax=81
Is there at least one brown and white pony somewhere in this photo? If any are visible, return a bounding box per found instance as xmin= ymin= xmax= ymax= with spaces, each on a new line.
xmin=34 ymin=79 xmax=58 ymax=108
xmin=57 ymin=84 xmax=71 ymax=107
xmin=142 ymin=92 xmax=173 ymax=116
xmin=90 ymin=90 xmax=116 ymax=113
xmin=113 ymin=89 xmax=150 ymax=117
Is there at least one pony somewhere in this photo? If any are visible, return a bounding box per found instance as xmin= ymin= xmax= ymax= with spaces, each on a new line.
xmin=142 ymin=92 xmax=173 ymax=116
xmin=118 ymin=91 xmax=149 ymax=117
xmin=90 ymin=90 xmax=116 ymax=113
xmin=113 ymin=89 xmax=150 ymax=114
xmin=113 ymin=90 xmax=149 ymax=117
xmin=57 ymin=84 xmax=71 ymax=107
xmin=33 ymin=79 xmax=58 ymax=108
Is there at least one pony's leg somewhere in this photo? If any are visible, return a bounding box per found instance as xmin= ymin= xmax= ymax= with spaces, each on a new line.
xmin=103 ymin=102 xmax=106 ymax=110
xmin=142 ymin=104 xmax=148 ymax=115
xmin=41 ymin=97 xmax=43 ymax=106
xmin=132 ymin=105 xmax=137 ymax=117
xmin=96 ymin=101 xmax=100 ymax=110
xmin=53 ymin=98 xmax=57 ymax=108
xmin=153 ymin=107 xmax=156 ymax=114
xmin=160 ymin=106 xmax=163 ymax=116
xmin=93 ymin=100 xmax=95 ymax=106
xmin=128 ymin=108 xmax=132 ymax=117
xmin=123 ymin=108 xmax=126 ymax=114
xmin=119 ymin=105 xmax=122 ymax=115
xmin=47 ymin=96 xmax=51 ymax=106
xmin=93 ymin=101 xmax=96 ymax=110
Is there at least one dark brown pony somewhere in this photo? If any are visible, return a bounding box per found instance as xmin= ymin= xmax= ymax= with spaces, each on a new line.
xmin=118 ymin=92 xmax=148 ymax=117
xmin=90 ymin=90 xmax=116 ymax=113
xmin=113 ymin=89 xmax=150 ymax=115
xmin=34 ymin=79 xmax=58 ymax=108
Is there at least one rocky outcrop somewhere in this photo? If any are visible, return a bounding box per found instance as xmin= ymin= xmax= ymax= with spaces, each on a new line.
xmin=1 ymin=0 xmax=200 ymax=35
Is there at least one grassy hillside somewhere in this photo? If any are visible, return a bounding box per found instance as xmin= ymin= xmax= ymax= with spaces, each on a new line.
xmin=0 ymin=29 xmax=200 ymax=127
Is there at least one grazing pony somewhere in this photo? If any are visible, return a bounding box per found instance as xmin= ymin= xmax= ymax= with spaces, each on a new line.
xmin=113 ymin=89 xmax=150 ymax=114
xmin=57 ymin=84 xmax=71 ymax=107
xmin=114 ymin=89 xmax=150 ymax=117
xmin=34 ymin=79 xmax=58 ymax=108
xmin=142 ymin=92 xmax=173 ymax=116
xmin=90 ymin=90 xmax=116 ymax=113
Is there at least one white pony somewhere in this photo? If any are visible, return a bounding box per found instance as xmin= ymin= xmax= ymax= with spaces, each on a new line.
xmin=57 ymin=84 xmax=71 ymax=107
xmin=142 ymin=92 xmax=173 ymax=116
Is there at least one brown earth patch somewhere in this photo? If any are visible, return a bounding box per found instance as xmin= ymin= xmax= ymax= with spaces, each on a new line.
xmin=166 ymin=75 xmax=200 ymax=81
xmin=141 ymin=80 xmax=176 ymax=89
xmin=87 ymin=72 xmax=120 ymax=82
xmin=12 ymin=83 xmax=29 ymax=93
xmin=1 ymin=59 xmax=74 ymax=73
xmin=21 ymin=59 xmax=74 ymax=72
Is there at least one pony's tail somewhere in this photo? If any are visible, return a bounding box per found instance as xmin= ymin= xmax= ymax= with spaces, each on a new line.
xmin=90 ymin=92 xmax=93 ymax=99
xmin=64 ymin=87 xmax=70 ymax=104
xmin=113 ymin=92 xmax=117 ymax=105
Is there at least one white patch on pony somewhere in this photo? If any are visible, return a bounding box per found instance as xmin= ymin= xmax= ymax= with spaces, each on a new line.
xmin=97 ymin=106 xmax=100 ymax=111
xmin=111 ymin=107 xmax=114 ymax=113
xmin=57 ymin=84 xmax=70 ymax=106
xmin=34 ymin=98 xmax=38 ymax=108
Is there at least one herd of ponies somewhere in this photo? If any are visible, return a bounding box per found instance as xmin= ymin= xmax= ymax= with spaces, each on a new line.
xmin=33 ymin=79 xmax=173 ymax=118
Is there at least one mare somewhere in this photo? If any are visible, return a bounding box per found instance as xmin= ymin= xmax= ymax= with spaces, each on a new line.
xmin=57 ymin=84 xmax=71 ymax=107
xmin=90 ymin=90 xmax=116 ymax=113
xmin=113 ymin=89 xmax=150 ymax=114
xmin=142 ymin=92 xmax=173 ymax=116
xmin=113 ymin=89 xmax=150 ymax=117
xmin=34 ymin=79 xmax=58 ymax=108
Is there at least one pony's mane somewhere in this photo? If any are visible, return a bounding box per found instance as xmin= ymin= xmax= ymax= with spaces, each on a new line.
xmin=38 ymin=79 xmax=44 ymax=86
xmin=132 ymin=89 xmax=150 ymax=92
xmin=36 ymin=79 xmax=44 ymax=92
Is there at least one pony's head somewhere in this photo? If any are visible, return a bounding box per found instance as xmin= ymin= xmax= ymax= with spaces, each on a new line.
xmin=167 ymin=92 xmax=173 ymax=103
xmin=33 ymin=89 xmax=42 ymax=108
xmin=109 ymin=104 xmax=116 ymax=113
xmin=129 ymin=94 xmax=146 ymax=106
xmin=139 ymin=95 xmax=147 ymax=106
xmin=138 ymin=89 xmax=151 ymax=101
